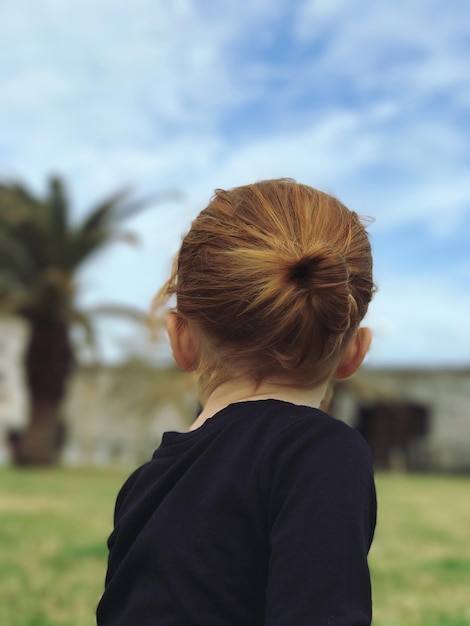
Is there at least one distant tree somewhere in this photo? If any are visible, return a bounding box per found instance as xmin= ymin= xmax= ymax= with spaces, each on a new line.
xmin=0 ymin=175 xmax=162 ymax=465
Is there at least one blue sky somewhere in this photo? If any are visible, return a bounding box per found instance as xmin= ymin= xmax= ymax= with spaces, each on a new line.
xmin=1 ymin=0 xmax=469 ymax=367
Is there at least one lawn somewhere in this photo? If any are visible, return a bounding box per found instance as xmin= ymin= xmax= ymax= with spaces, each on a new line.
xmin=0 ymin=468 xmax=469 ymax=626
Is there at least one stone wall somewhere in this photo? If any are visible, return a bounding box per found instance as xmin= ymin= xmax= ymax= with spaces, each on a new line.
xmin=333 ymin=367 xmax=470 ymax=472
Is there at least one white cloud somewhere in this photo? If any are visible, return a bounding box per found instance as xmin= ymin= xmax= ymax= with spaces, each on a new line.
xmin=294 ymin=0 xmax=470 ymax=99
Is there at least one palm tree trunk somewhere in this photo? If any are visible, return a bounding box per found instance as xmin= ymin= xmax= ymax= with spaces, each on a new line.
xmin=10 ymin=315 xmax=73 ymax=466
xmin=9 ymin=399 xmax=66 ymax=465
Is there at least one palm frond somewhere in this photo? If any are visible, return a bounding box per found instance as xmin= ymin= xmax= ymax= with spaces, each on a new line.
xmin=111 ymin=189 xmax=182 ymax=221
xmin=65 ymin=187 xmax=153 ymax=271
xmin=82 ymin=188 xmax=181 ymax=229
xmin=69 ymin=309 xmax=96 ymax=346
xmin=0 ymin=180 xmax=55 ymax=269
xmin=47 ymin=176 xmax=69 ymax=247
xmin=0 ymin=281 xmax=33 ymax=314
xmin=0 ymin=223 xmax=38 ymax=284
xmin=79 ymin=189 xmax=132 ymax=234
xmin=85 ymin=303 xmax=150 ymax=324
xmin=0 ymin=181 xmax=42 ymax=211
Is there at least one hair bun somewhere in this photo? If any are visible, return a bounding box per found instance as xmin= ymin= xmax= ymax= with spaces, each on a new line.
xmin=289 ymin=244 xmax=349 ymax=290
xmin=287 ymin=244 xmax=354 ymax=336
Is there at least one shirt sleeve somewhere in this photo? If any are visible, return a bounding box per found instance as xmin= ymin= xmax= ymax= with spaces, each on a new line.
xmin=261 ymin=417 xmax=377 ymax=626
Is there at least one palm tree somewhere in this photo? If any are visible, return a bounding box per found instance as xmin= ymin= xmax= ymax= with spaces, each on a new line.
xmin=0 ymin=175 xmax=162 ymax=465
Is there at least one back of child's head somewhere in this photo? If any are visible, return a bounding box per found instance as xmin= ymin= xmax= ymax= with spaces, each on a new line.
xmin=157 ymin=179 xmax=374 ymax=391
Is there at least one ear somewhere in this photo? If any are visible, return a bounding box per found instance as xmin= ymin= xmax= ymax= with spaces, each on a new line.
xmin=333 ymin=327 xmax=372 ymax=381
xmin=166 ymin=312 xmax=199 ymax=372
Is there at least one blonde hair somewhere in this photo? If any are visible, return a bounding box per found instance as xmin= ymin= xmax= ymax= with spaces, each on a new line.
xmin=155 ymin=179 xmax=374 ymax=392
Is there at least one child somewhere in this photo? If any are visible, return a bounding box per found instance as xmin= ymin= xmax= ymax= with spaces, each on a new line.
xmin=96 ymin=179 xmax=377 ymax=625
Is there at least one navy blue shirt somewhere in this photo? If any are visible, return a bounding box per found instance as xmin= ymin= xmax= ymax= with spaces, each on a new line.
xmin=97 ymin=400 xmax=376 ymax=625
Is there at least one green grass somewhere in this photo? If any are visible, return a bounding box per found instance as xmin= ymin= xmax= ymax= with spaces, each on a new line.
xmin=0 ymin=467 xmax=128 ymax=626
xmin=1 ymin=469 xmax=469 ymax=625
xmin=370 ymin=474 xmax=470 ymax=626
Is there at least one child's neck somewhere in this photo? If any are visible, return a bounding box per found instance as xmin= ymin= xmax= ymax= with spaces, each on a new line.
xmin=189 ymin=377 xmax=328 ymax=432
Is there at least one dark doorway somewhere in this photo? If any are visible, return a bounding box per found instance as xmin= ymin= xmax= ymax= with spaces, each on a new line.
xmin=356 ymin=402 xmax=430 ymax=470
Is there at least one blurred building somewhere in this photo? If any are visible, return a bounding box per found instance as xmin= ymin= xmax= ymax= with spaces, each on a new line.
xmin=332 ymin=367 xmax=470 ymax=472
xmin=0 ymin=316 xmax=29 ymax=463
xmin=62 ymin=364 xmax=197 ymax=467
xmin=0 ymin=315 xmax=469 ymax=471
